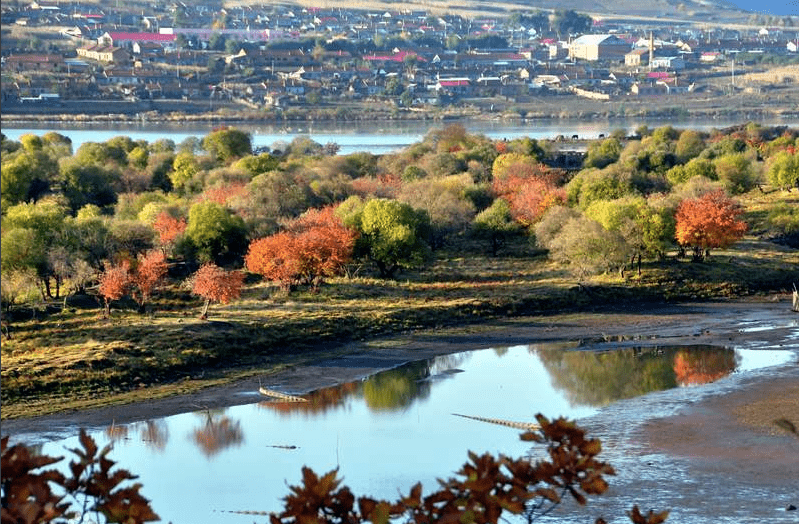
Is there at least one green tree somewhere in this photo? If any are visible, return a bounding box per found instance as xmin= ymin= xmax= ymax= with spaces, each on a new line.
xmin=397 ymin=176 xmax=476 ymax=248
xmin=471 ymin=198 xmax=521 ymax=256
xmin=202 ymin=128 xmax=252 ymax=163
xmin=766 ymin=150 xmax=799 ymax=190
xmin=674 ymin=129 xmax=706 ymax=163
xmin=549 ymin=9 xmax=592 ymax=37
xmin=169 ymin=151 xmax=200 ymax=194
xmin=185 ymin=201 xmax=247 ymax=264
xmin=2 ymin=198 xmax=69 ymax=298
xmin=666 ymin=157 xmax=716 ymax=186
xmin=584 ymin=196 xmax=674 ymax=272
xmin=713 ymin=153 xmax=757 ymax=194
xmin=57 ymin=158 xmax=118 ymax=212
xmin=584 ymin=137 xmax=623 ymax=169
xmin=342 ymin=198 xmax=432 ymax=278
xmin=234 ymin=153 xmax=280 ymax=177
xmin=535 ymin=210 xmax=631 ymax=278
xmin=567 ymin=165 xmax=636 ymax=209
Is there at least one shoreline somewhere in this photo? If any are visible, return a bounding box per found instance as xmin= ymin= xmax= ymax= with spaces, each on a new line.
xmin=2 ymin=103 xmax=797 ymax=127
xmin=4 ymin=298 xmax=797 ymax=441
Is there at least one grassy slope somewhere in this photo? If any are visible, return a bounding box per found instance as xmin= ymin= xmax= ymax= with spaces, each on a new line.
xmin=2 ymin=190 xmax=797 ymax=420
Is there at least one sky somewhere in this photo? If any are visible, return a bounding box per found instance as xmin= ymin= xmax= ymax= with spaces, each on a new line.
xmin=723 ymin=0 xmax=799 ymax=16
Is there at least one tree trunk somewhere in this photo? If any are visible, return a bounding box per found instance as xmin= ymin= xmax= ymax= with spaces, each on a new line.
xmin=200 ymin=298 xmax=210 ymax=319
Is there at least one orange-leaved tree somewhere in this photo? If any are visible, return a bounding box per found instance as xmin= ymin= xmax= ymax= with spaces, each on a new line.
xmin=492 ymin=161 xmax=566 ymax=228
xmin=245 ymin=207 xmax=356 ymax=291
xmin=152 ymin=211 xmax=187 ymax=248
xmin=131 ymin=249 xmax=168 ymax=311
xmin=98 ymin=260 xmax=132 ymax=318
xmin=1 ymin=431 xmax=160 ymax=524
xmin=189 ymin=262 xmax=245 ymax=319
xmin=674 ymin=189 xmax=748 ymax=261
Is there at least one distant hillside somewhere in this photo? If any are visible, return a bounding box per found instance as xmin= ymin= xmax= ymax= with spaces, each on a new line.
xmin=263 ymin=0 xmax=757 ymax=25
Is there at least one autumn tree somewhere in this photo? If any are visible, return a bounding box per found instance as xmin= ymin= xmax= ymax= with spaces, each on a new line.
xmin=674 ymin=189 xmax=748 ymax=261
xmin=245 ymin=207 xmax=356 ymax=291
xmin=152 ymin=211 xmax=187 ymax=247
xmin=131 ymin=250 xmax=168 ymax=312
xmin=492 ymin=162 xmax=566 ymax=228
xmin=189 ymin=262 xmax=245 ymax=319
xmin=1 ymin=431 xmax=159 ymax=524
xmin=98 ymin=260 xmax=132 ymax=318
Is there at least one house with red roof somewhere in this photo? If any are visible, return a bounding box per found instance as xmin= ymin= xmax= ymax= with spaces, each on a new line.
xmin=99 ymin=32 xmax=176 ymax=48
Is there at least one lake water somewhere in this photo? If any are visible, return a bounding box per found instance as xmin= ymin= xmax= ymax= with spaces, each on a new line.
xmin=11 ymin=336 xmax=797 ymax=524
xmin=2 ymin=116 xmax=795 ymax=155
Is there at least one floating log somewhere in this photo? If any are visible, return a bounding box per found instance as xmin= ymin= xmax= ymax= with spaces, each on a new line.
xmin=258 ymin=387 xmax=307 ymax=402
xmin=452 ymin=413 xmax=540 ymax=431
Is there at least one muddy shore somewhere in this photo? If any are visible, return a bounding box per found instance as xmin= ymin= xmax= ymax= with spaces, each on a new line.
xmin=4 ymin=299 xmax=797 ymax=439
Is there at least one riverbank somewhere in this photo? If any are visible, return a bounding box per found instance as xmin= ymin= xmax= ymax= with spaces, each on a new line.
xmin=2 ymin=91 xmax=798 ymax=126
xmin=4 ymin=298 xmax=797 ymax=438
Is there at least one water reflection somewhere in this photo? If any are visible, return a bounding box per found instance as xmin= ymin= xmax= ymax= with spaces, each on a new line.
xmin=362 ymin=362 xmax=433 ymax=412
xmin=139 ymin=420 xmax=169 ymax=452
xmin=191 ymin=411 xmax=244 ymax=458
xmin=260 ymin=353 xmax=471 ymax=416
xmin=20 ymin=343 xmax=793 ymax=524
xmin=672 ymin=347 xmax=738 ymax=386
xmin=536 ymin=345 xmax=739 ymax=407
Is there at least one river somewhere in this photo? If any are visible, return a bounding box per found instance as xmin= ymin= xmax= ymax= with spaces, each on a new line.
xmin=2 ymin=116 xmax=795 ymax=155
xmin=4 ymin=303 xmax=799 ymax=524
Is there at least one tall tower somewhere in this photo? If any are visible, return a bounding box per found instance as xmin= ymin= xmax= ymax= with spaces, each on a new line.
xmin=649 ymin=32 xmax=654 ymax=69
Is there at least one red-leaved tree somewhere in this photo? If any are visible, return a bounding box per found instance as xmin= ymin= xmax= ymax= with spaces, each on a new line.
xmin=190 ymin=263 xmax=245 ymax=319
xmin=98 ymin=260 xmax=132 ymax=318
xmin=493 ymin=167 xmax=566 ymax=228
xmin=131 ymin=250 xmax=168 ymax=311
xmin=152 ymin=211 xmax=187 ymax=248
xmin=245 ymin=207 xmax=356 ymax=291
xmin=674 ymin=189 xmax=748 ymax=261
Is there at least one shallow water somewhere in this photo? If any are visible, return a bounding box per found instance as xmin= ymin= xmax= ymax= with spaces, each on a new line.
xmin=14 ymin=331 xmax=797 ymax=524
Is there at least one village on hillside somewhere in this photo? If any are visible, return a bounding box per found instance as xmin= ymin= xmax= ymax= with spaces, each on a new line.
xmin=1 ymin=1 xmax=798 ymax=118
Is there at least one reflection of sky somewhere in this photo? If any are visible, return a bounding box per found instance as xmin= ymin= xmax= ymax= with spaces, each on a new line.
xmin=36 ymin=346 xmax=597 ymax=524
xmin=31 ymin=345 xmax=795 ymax=524
xmin=735 ymin=348 xmax=796 ymax=372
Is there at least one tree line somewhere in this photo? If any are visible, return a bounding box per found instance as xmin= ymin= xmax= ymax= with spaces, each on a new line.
xmin=2 ymin=123 xmax=798 ymax=317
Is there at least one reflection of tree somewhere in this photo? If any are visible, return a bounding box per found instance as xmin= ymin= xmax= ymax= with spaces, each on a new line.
xmin=537 ymin=345 xmax=737 ymax=407
xmin=673 ymin=348 xmax=737 ymax=386
xmin=263 ymin=354 xmax=470 ymax=416
xmin=105 ymin=422 xmax=129 ymax=443
xmin=362 ymin=361 xmax=432 ymax=412
xmin=191 ymin=411 xmax=244 ymax=458
xmin=138 ymin=420 xmax=169 ymax=452
xmin=537 ymin=347 xmax=675 ymax=407
xmin=261 ymin=382 xmax=360 ymax=416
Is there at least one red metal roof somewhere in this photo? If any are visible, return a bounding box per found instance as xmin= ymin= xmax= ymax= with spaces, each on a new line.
xmin=107 ymin=32 xmax=176 ymax=42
